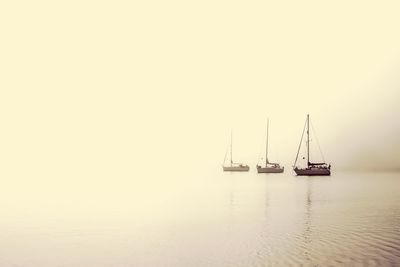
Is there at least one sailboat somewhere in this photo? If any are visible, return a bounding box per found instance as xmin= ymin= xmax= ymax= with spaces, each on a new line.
xmin=293 ymin=114 xmax=331 ymax=176
xmin=222 ymin=131 xmax=250 ymax=172
xmin=256 ymin=119 xmax=284 ymax=173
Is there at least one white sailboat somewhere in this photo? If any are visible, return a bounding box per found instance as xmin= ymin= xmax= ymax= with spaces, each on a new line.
xmin=256 ymin=119 xmax=284 ymax=173
xmin=222 ymin=131 xmax=250 ymax=172
xmin=293 ymin=114 xmax=331 ymax=176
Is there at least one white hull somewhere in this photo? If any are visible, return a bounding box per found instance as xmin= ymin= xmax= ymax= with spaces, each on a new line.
xmin=257 ymin=166 xmax=284 ymax=173
xmin=223 ymin=166 xmax=250 ymax=172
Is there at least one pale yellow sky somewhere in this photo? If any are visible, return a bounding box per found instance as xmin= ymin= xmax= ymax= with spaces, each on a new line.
xmin=1 ymin=0 xmax=400 ymax=180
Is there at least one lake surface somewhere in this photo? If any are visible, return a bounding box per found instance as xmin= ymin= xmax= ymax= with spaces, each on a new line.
xmin=0 ymin=170 xmax=399 ymax=266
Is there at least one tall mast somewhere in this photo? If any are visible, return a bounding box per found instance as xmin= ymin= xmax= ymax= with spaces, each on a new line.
xmin=266 ymin=119 xmax=269 ymax=165
xmin=307 ymin=114 xmax=310 ymax=167
xmin=230 ymin=130 xmax=233 ymax=166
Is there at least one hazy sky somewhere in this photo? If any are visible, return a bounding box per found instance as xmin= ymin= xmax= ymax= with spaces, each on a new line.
xmin=1 ymin=0 xmax=400 ymax=180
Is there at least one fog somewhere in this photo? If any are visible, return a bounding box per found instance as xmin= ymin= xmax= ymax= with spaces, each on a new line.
xmin=1 ymin=0 xmax=400 ymax=182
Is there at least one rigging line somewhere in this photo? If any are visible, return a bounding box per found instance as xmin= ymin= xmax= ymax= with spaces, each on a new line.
xmin=310 ymin=119 xmax=326 ymax=163
xmin=276 ymin=147 xmax=280 ymax=162
xmin=258 ymin=123 xmax=267 ymax=166
xmin=257 ymin=145 xmax=263 ymax=165
xmin=230 ymin=129 xmax=233 ymax=165
xmin=222 ymin=147 xmax=228 ymax=166
xmin=266 ymin=118 xmax=269 ymax=164
xmin=294 ymin=117 xmax=308 ymax=167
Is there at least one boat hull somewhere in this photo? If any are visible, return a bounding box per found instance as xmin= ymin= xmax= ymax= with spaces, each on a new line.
xmin=223 ymin=166 xmax=250 ymax=172
xmin=294 ymin=168 xmax=330 ymax=176
xmin=257 ymin=167 xmax=284 ymax=173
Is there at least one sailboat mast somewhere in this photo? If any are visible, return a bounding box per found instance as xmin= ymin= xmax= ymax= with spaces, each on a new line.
xmin=307 ymin=114 xmax=310 ymax=167
xmin=266 ymin=119 xmax=269 ymax=165
xmin=230 ymin=130 xmax=233 ymax=166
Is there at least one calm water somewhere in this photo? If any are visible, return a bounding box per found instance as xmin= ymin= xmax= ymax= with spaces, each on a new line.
xmin=1 ymin=171 xmax=400 ymax=266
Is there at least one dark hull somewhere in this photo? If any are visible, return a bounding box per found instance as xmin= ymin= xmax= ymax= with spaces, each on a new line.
xmin=294 ymin=168 xmax=330 ymax=176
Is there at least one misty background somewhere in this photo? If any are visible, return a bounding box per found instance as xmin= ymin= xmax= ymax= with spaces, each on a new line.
xmin=1 ymin=0 xmax=400 ymax=184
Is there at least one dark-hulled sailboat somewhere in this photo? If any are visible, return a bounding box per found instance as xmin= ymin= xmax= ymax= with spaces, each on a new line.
xmin=293 ymin=114 xmax=331 ymax=176
xmin=256 ymin=119 xmax=284 ymax=173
